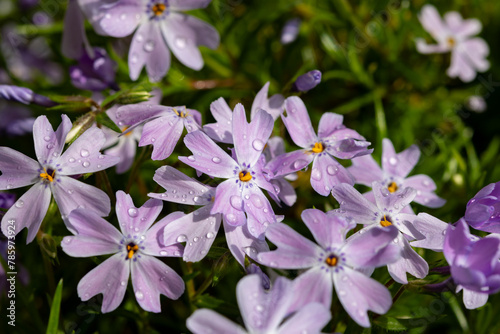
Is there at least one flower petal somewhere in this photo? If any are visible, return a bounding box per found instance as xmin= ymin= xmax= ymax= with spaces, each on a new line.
xmin=382 ymin=139 xmax=419 ymax=178
xmin=131 ymin=255 xmax=185 ymax=312
xmin=204 ymin=97 xmax=234 ymax=144
xmin=387 ymin=235 xmax=429 ymax=284
xmin=77 ymin=253 xmax=129 ymax=313
xmin=129 ymin=21 xmax=171 ymax=82
xmin=212 ymin=179 xmax=246 ymax=226
xmin=447 ymin=48 xmax=477 ymax=82
xmin=243 ymin=187 xmax=276 ymax=238
xmin=372 ymin=182 xmax=416 ymax=216
xmin=163 ymin=206 xmax=221 ymax=262
xmin=149 ymin=166 xmax=214 ymax=205
xmin=233 ymin=104 xmax=274 ymax=167
xmin=310 ymin=154 xmax=354 ymax=196
xmin=62 ymin=208 xmax=122 ymax=256
xmin=265 ymin=149 xmax=314 ymax=179
xmin=115 ymin=191 xmax=163 ymax=237
xmin=187 ymin=309 xmax=246 ymax=334
xmin=331 ymin=183 xmax=380 ymax=224
xmin=139 ymin=115 xmax=183 ymax=160
xmin=334 ymin=267 xmax=392 ymax=327
xmin=142 ymin=211 xmax=186 ymax=257
xmin=348 ymin=154 xmax=384 ymax=186
xmin=98 ymin=0 xmax=142 ymax=38
xmin=33 ymin=115 xmax=72 ymax=162
xmin=282 ymin=96 xmax=317 ymax=148
xmin=462 ymin=288 xmax=488 ymax=309
xmin=1 ymin=182 xmax=51 ymax=243
xmin=418 ymin=5 xmax=448 ymax=42
xmin=180 ymin=131 xmax=236 ymax=178
xmin=277 ymin=302 xmax=331 ymax=334
xmin=251 ymin=82 xmax=284 ymax=121
xmin=288 ymin=267 xmax=332 ymax=313
xmin=52 ymin=176 xmax=111 ymax=222
xmin=115 ymin=104 xmax=170 ymax=126
xmin=224 ymin=220 xmax=269 ymax=266
xmin=317 ymin=113 xmax=344 ymax=139
xmin=58 ymin=127 xmax=120 ymax=175
xmin=301 ymin=209 xmax=355 ymax=249
xmin=410 ymin=213 xmax=448 ymax=251
xmin=169 ymin=0 xmax=212 ymax=11
xmin=258 ymin=223 xmax=320 ymax=269
xmin=0 ymin=147 xmax=39 ymax=190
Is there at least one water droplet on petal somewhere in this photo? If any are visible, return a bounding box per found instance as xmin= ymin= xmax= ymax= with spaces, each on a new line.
xmin=144 ymin=40 xmax=155 ymax=52
xmin=230 ymin=196 xmax=243 ymax=210
xmin=311 ymin=168 xmax=322 ymax=181
xmin=80 ymin=149 xmax=89 ymax=157
xmin=389 ymin=157 xmax=398 ymax=165
xmin=187 ymin=155 xmax=196 ymax=162
xmin=120 ymin=281 xmax=126 ymax=286
xmin=255 ymin=305 xmax=264 ymax=312
xmin=293 ymin=159 xmax=308 ymax=169
xmin=226 ymin=213 xmax=237 ymax=223
xmin=212 ymin=157 xmax=221 ymax=164
xmin=15 ymin=200 xmax=24 ymax=208
xmin=193 ymin=237 xmax=199 ymax=242
xmin=128 ymin=208 xmax=138 ymax=217
xmin=82 ymin=161 xmax=90 ymax=168
xmin=252 ymin=139 xmax=265 ymax=151
xmin=43 ymin=136 xmax=51 ymax=142
xmin=175 ymin=36 xmax=186 ymax=49
xmin=135 ymin=291 xmax=144 ymax=300
xmin=160 ymin=250 xmax=168 ymax=256
xmin=177 ymin=234 xmax=187 ymax=242
xmin=250 ymin=194 xmax=264 ymax=208
xmin=206 ymin=232 xmax=214 ymax=239
xmin=327 ymin=165 xmax=338 ymax=175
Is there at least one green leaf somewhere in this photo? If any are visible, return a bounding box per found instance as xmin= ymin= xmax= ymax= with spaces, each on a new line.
xmin=96 ymin=112 xmax=121 ymax=133
xmin=194 ymin=294 xmax=224 ymax=309
xmin=374 ymin=315 xmax=445 ymax=331
xmin=46 ymin=279 xmax=63 ymax=334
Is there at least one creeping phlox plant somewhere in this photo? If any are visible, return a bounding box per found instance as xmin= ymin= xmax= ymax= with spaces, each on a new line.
xmin=0 ymin=0 xmax=499 ymax=333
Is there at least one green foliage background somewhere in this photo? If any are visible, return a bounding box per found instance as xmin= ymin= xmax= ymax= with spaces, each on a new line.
xmin=0 ymin=0 xmax=499 ymax=333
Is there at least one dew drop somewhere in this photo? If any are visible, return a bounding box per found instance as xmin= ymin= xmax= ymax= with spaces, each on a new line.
xmin=338 ymin=290 xmax=346 ymax=296
xmin=230 ymin=196 xmax=243 ymax=210
xmin=120 ymin=281 xmax=126 ymax=286
xmin=136 ymin=33 xmax=143 ymax=42
xmin=63 ymin=237 xmax=72 ymax=244
xmin=144 ymin=40 xmax=155 ymax=52
xmin=255 ymin=305 xmax=264 ymax=312
xmin=293 ymin=159 xmax=308 ymax=170
xmin=212 ymin=157 xmax=221 ymax=164
xmin=175 ymin=36 xmax=186 ymax=48
xmin=128 ymin=208 xmax=138 ymax=217
xmin=160 ymin=250 xmax=168 ymax=256
xmin=187 ymin=155 xmax=196 ymax=162
xmin=193 ymin=237 xmax=199 ymax=242
xmin=43 ymin=135 xmax=51 ymax=142
xmin=67 ymin=189 xmax=74 ymax=195
xmin=82 ymin=161 xmax=90 ymax=168
xmin=206 ymin=232 xmax=214 ymax=239
xmin=130 ymin=53 xmax=138 ymax=64
xmin=327 ymin=165 xmax=338 ymax=175
xmin=80 ymin=149 xmax=90 ymax=157
xmin=252 ymin=139 xmax=265 ymax=151
xmin=15 ymin=200 xmax=24 ymax=208
xmin=177 ymin=234 xmax=188 ymax=242
xmin=311 ymin=168 xmax=322 ymax=181
xmin=226 ymin=213 xmax=237 ymax=223
xmin=69 ymin=157 xmax=75 ymax=163
xmin=389 ymin=157 xmax=398 ymax=165
xmin=135 ymin=291 xmax=144 ymax=300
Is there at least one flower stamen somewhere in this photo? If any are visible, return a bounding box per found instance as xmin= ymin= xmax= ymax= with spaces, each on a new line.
xmin=311 ymin=142 xmax=324 ymax=153
xmin=447 ymin=37 xmax=456 ymax=47
xmin=380 ymin=215 xmax=392 ymax=227
xmin=325 ymin=254 xmax=338 ymax=267
xmin=173 ymin=107 xmax=188 ymax=118
xmin=152 ymin=3 xmax=166 ymax=16
xmin=40 ymin=168 xmax=56 ymax=182
xmin=387 ymin=182 xmax=398 ymax=193
xmin=239 ymin=171 xmax=252 ymax=182
xmin=126 ymin=242 xmax=139 ymax=259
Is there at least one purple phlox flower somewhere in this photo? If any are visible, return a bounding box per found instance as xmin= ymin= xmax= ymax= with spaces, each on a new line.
xmin=263 ymin=136 xmax=297 ymax=207
xmin=467 ymin=95 xmax=487 ymax=113
xmin=0 ymin=85 xmax=56 ymax=107
xmin=114 ymin=103 xmax=202 ymax=160
xmin=0 ymin=103 xmax=35 ymax=136
xmin=463 ymin=182 xmax=500 ymax=233
xmin=79 ymin=0 xmax=219 ymax=82
xmin=62 ymin=0 xmax=93 ymax=60
xmin=246 ymin=263 xmax=271 ymax=289
xmin=61 ymin=191 xmax=185 ymax=313
xmin=101 ymin=90 xmax=163 ymax=173
xmin=179 ymin=105 xmax=280 ymax=241
xmin=149 ymin=165 xmax=270 ymax=266
xmin=265 ymin=96 xmax=372 ymax=196
xmin=257 ymin=209 xmax=400 ymax=327
xmin=281 ymin=18 xmax=301 ymax=44
xmin=444 ymin=219 xmax=500 ymax=309
xmin=187 ymin=274 xmax=331 ymax=333
xmin=410 ymin=213 xmax=449 ymax=252
xmin=416 ymin=5 xmax=489 ymax=82
xmin=1 ymin=26 xmax=64 ymax=85
xmin=292 ymin=70 xmax=322 ymax=92
xmin=0 ymin=115 xmax=120 ymax=243
xmin=70 ymin=47 xmax=118 ymax=91
xmin=348 ymin=138 xmax=446 ymax=211
xmin=331 ymin=182 xmax=429 ymax=284
xmin=204 ymin=82 xmax=284 ymax=144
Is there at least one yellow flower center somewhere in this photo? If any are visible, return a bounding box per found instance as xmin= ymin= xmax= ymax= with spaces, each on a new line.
xmin=311 ymin=142 xmax=324 ymax=153
xmin=239 ymin=171 xmax=252 ymax=182
xmin=380 ymin=215 xmax=392 ymax=227
xmin=447 ymin=37 xmax=456 ymax=47
xmin=173 ymin=107 xmax=188 ymax=118
xmin=325 ymin=254 xmax=338 ymax=267
xmin=387 ymin=182 xmax=398 ymax=193
xmin=126 ymin=243 xmax=139 ymax=259
xmin=40 ymin=168 xmax=56 ymax=182
xmin=152 ymin=3 xmax=166 ymax=16
xmin=122 ymin=126 xmax=133 ymax=137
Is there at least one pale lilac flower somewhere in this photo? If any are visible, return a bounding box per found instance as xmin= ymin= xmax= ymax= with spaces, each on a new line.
xmin=331 ymin=182 xmax=429 ymax=284
xmin=203 ymin=82 xmax=284 ymax=144
xmin=79 ymin=0 xmax=219 ymax=82
xmin=463 ymin=182 xmax=500 ymax=233
xmin=444 ymin=219 xmax=500 ymax=309
xmin=416 ymin=5 xmax=489 ymax=82
xmin=114 ymin=103 xmax=202 ymax=160
xmin=467 ymin=95 xmax=487 ymax=113
xmin=410 ymin=213 xmax=449 ymax=251
xmin=70 ymin=47 xmax=118 ymax=91
xmin=0 ymin=85 xmax=56 ymax=107
xmin=179 ymin=105 xmax=279 ymax=241
xmin=0 ymin=115 xmax=120 ymax=243
xmin=61 ymin=191 xmax=185 ymax=313
xmin=265 ymin=96 xmax=372 ymax=196
xmin=148 ymin=166 xmax=269 ymax=265
xmin=281 ymin=18 xmax=301 ymax=44
xmin=293 ymin=70 xmax=321 ymax=92
xmin=62 ymin=0 xmax=92 ymax=60
xmin=187 ymin=274 xmax=331 ymax=333
xmin=348 ymin=138 xmax=446 ymax=211
xmin=257 ymin=209 xmax=400 ymax=327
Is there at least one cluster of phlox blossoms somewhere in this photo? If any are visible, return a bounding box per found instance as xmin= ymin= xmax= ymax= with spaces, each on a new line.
xmin=0 ymin=1 xmax=498 ymax=333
